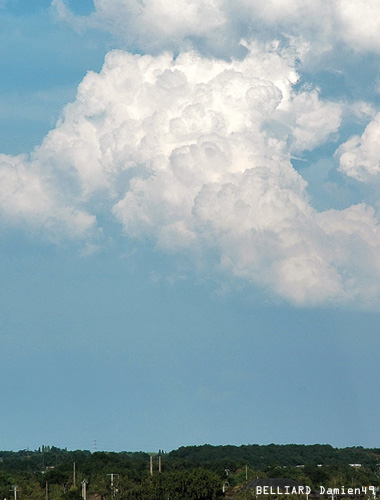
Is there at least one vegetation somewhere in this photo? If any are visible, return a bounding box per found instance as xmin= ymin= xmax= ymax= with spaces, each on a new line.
xmin=0 ymin=444 xmax=379 ymax=500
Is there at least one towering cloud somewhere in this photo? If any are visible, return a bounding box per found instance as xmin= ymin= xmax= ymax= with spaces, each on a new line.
xmin=2 ymin=39 xmax=380 ymax=306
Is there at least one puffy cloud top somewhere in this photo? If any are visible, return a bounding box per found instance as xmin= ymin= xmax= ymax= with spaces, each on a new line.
xmin=2 ymin=42 xmax=380 ymax=306
xmin=337 ymin=112 xmax=380 ymax=182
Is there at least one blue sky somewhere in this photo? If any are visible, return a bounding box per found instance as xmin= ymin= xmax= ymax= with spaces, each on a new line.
xmin=1 ymin=0 xmax=380 ymax=453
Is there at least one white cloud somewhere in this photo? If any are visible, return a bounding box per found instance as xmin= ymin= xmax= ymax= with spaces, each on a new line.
xmin=336 ymin=0 xmax=380 ymax=52
xmin=52 ymin=0 xmax=227 ymax=54
xmin=317 ymin=204 xmax=380 ymax=305
xmin=2 ymin=43 xmax=380 ymax=306
xmin=337 ymin=112 xmax=380 ymax=182
xmin=52 ymin=0 xmax=380 ymax=58
xmin=0 ymin=152 xmax=96 ymax=240
xmin=280 ymin=90 xmax=342 ymax=154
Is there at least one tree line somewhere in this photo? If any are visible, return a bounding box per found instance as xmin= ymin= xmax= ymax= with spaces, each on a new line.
xmin=0 ymin=444 xmax=378 ymax=500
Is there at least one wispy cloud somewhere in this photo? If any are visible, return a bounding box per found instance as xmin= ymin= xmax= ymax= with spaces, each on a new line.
xmin=52 ymin=0 xmax=380 ymax=58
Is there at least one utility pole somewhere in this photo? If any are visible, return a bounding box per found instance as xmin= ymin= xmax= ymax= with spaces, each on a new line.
xmin=150 ymin=456 xmax=153 ymax=476
xmin=73 ymin=463 xmax=76 ymax=487
xmin=107 ymin=473 xmax=119 ymax=499
xmin=158 ymin=455 xmax=162 ymax=473
xmin=10 ymin=486 xmax=19 ymax=500
xmin=81 ymin=480 xmax=88 ymax=500
xmin=45 ymin=481 xmax=49 ymax=500
xmin=245 ymin=465 xmax=248 ymax=481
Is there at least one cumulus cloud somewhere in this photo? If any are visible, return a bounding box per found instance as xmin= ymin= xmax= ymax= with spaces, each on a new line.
xmin=336 ymin=0 xmax=380 ymax=52
xmin=2 ymin=41 xmax=380 ymax=306
xmin=52 ymin=0 xmax=380 ymax=58
xmin=337 ymin=112 xmax=380 ymax=182
xmin=0 ymin=153 xmax=96 ymax=240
